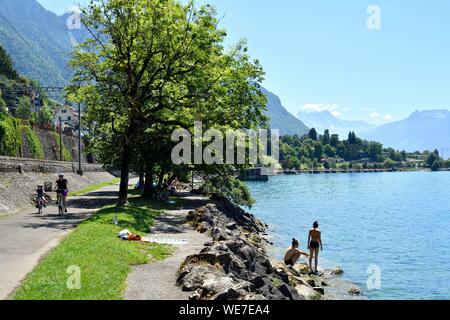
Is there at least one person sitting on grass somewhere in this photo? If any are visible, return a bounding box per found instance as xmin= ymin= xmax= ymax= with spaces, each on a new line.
xmin=284 ymin=238 xmax=309 ymax=266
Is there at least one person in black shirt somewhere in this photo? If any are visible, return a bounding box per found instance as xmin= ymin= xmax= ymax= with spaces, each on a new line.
xmin=54 ymin=174 xmax=69 ymax=213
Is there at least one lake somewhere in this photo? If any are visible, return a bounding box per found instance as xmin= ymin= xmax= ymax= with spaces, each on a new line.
xmin=246 ymin=171 xmax=450 ymax=300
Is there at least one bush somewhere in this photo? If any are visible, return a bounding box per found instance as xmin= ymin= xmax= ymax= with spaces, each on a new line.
xmin=383 ymin=159 xmax=397 ymax=169
xmin=431 ymin=161 xmax=441 ymax=171
xmin=0 ymin=91 xmax=7 ymax=114
xmin=52 ymin=132 xmax=73 ymax=162
xmin=0 ymin=116 xmax=22 ymax=157
xmin=338 ymin=162 xmax=349 ymax=170
xmin=21 ymin=125 xmax=44 ymax=159
xmin=203 ymin=175 xmax=255 ymax=207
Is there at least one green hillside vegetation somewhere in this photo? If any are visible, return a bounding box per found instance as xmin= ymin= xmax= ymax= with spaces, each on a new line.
xmin=280 ymin=128 xmax=449 ymax=171
xmin=0 ymin=44 xmax=54 ymax=117
xmin=0 ymin=112 xmax=76 ymax=161
xmin=0 ymin=44 xmax=73 ymax=161
xmin=262 ymin=87 xmax=309 ymax=136
xmin=0 ymin=0 xmax=74 ymax=86
xmin=51 ymin=131 xmax=72 ymax=162
xmin=21 ymin=125 xmax=45 ymax=159
xmin=0 ymin=113 xmax=22 ymax=156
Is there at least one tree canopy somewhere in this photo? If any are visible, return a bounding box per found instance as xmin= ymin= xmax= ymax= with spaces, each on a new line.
xmin=0 ymin=45 xmax=19 ymax=79
xmin=68 ymin=0 xmax=267 ymax=206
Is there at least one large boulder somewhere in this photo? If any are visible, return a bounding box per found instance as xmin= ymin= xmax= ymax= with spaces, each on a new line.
xmin=179 ymin=196 xmax=302 ymax=300
xmin=177 ymin=264 xmax=220 ymax=292
xmin=278 ymin=283 xmax=304 ymax=300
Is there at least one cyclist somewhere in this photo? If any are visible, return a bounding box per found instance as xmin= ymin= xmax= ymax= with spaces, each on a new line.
xmin=54 ymin=173 xmax=69 ymax=213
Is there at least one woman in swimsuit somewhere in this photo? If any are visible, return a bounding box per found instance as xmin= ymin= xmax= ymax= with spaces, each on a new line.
xmin=308 ymin=221 xmax=323 ymax=274
xmin=284 ymin=238 xmax=309 ymax=266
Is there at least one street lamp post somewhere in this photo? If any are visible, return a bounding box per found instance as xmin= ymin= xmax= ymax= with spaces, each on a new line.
xmin=59 ymin=117 xmax=63 ymax=161
xmin=77 ymin=102 xmax=83 ymax=176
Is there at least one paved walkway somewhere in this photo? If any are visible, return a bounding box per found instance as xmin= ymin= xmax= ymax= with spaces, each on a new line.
xmin=0 ymin=182 xmax=121 ymax=300
xmin=125 ymin=193 xmax=208 ymax=300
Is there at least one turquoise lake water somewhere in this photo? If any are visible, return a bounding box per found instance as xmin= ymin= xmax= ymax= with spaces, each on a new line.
xmin=246 ymin=171 xmax=450 ymax=300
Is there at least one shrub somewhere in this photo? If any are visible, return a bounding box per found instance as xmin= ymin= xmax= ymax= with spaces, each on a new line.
xmin=51 ymin=132 xmax=73 ymax=162
xmin=203 ymin=175 xmax=255 ymax=207
xmin=431 ymin=161 xmax=441 ymax=171
xmin=338 ymin=162 xmax=349 ymax=170
xmin=0 ymin=116 xmax=22 ymax=157
xmin=21 ymin=125 xmax=44 ymax=159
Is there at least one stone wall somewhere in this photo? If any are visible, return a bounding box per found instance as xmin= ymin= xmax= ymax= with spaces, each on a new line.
xmin=0 ymin=156 xmax=104 ymax=173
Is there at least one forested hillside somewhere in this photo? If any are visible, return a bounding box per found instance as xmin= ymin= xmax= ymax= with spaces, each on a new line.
xmin=0 ymin=0 xmax=85 ymax=86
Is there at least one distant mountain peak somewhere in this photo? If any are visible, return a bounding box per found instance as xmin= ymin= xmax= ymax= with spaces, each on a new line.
xmin=363 ymin=109 xmax=450 ymax=151
xmin=0 ymin=0 xmax=83 ymax=85
xmin=261 ymin=88 xmax=309 ymax=136
xmin=410 ymin=109 xmax=450 ymax=119
xmin=296 ymin=109 xmax=375 ymax=137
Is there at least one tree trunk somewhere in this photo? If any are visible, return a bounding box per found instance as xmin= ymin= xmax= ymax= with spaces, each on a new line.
xmin=142 ymin=163 xmax=154 ymax=198
xmin=117 ymin=141 xmax=131 ymax=206
xmin=138 ymin=171 xmax=145 ymax=189
xmin=158 ymin=169 xmax=165 ymax=186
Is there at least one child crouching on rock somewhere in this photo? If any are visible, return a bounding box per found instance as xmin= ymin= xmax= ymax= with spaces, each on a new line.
xmin=284 ymin=238 xmax=309 ymax=266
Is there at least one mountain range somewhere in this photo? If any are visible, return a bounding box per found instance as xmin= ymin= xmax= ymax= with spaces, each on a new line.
xmin=362 ymin=109 xmax=450 ymax=152
xmin=297 ymin=110 xmax=376 ymax=138
xmin=0 ymin=0 xmax=85 ymax=86
xmin=297 ymin=108 xmax=450 ymax=152
xmin=1 ymin=0 xmax=448 ymax=152
xmin=262 ymin=87 xmax=309 ymax=136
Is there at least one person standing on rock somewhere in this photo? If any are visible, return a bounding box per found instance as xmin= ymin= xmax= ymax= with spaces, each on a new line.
xmin=308 ymin=221 xmax=323 ymax=274
xmin=284 ymin=238 xmax=309 ymax=266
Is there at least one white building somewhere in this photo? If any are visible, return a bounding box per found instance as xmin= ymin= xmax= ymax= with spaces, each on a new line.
xmin=53 ymin=105 xmax=79 ymax=129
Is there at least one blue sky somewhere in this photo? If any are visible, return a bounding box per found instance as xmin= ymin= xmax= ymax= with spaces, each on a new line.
xmin=37 ymin=0 xmax=450 ymax=124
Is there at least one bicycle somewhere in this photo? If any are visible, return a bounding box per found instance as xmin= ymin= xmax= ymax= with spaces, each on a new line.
xmin=57 ymin=193 xmax=64 ymax=216
xmin=56 ymin=190 xmax=68 ymax=216
xmin=36 ymin=197 xmax=44 ymax=214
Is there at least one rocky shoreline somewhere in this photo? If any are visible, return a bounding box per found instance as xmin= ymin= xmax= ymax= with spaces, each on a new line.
xmin=176 ymin=195 xmax=365 ymax=300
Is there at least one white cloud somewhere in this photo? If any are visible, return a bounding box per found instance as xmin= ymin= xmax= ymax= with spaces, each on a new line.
xmin=300 ymin=103 xmax=339 ymax=113
xmin=65 ymin=5 xmax=81 ymax=14
xmin=331 ymin=110 xmax=341 ymax=117
xmin=383 ymin=114 xmax=393 ymax=121
xmin=370 ymin=112 xmax=380 ymax=118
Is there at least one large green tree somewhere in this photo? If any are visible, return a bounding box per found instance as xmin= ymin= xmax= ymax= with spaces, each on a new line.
xmin=69 ymin=0 xmax=266 ymax=205
xmin=0 ymin=45 xmax=19 ymax=79
xmin=0 ymin=90 xmax=7 ymax=114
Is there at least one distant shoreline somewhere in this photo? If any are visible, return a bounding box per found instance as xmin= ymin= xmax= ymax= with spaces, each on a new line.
xmin=277 ymin=168 xmax=449 ymax=175
xmin=239 ymin=167 xmax=449 ymax=182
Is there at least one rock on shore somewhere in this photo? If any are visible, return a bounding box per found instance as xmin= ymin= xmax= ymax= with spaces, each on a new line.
xmin=176 ymin=195 xmax=365 ymax=300
xmin=176 ymin=196 xmax=305 ymax=300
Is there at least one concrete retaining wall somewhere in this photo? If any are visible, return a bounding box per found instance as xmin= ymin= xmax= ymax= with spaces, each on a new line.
xmin=0 ymin=156 xmax=104 ymax=173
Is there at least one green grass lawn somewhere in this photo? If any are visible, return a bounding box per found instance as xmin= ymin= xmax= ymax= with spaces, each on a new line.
xmin=71 ymin=178 xmax=121 ymax=196
xmin=12 ymin=198 xmax=173 ymax=300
